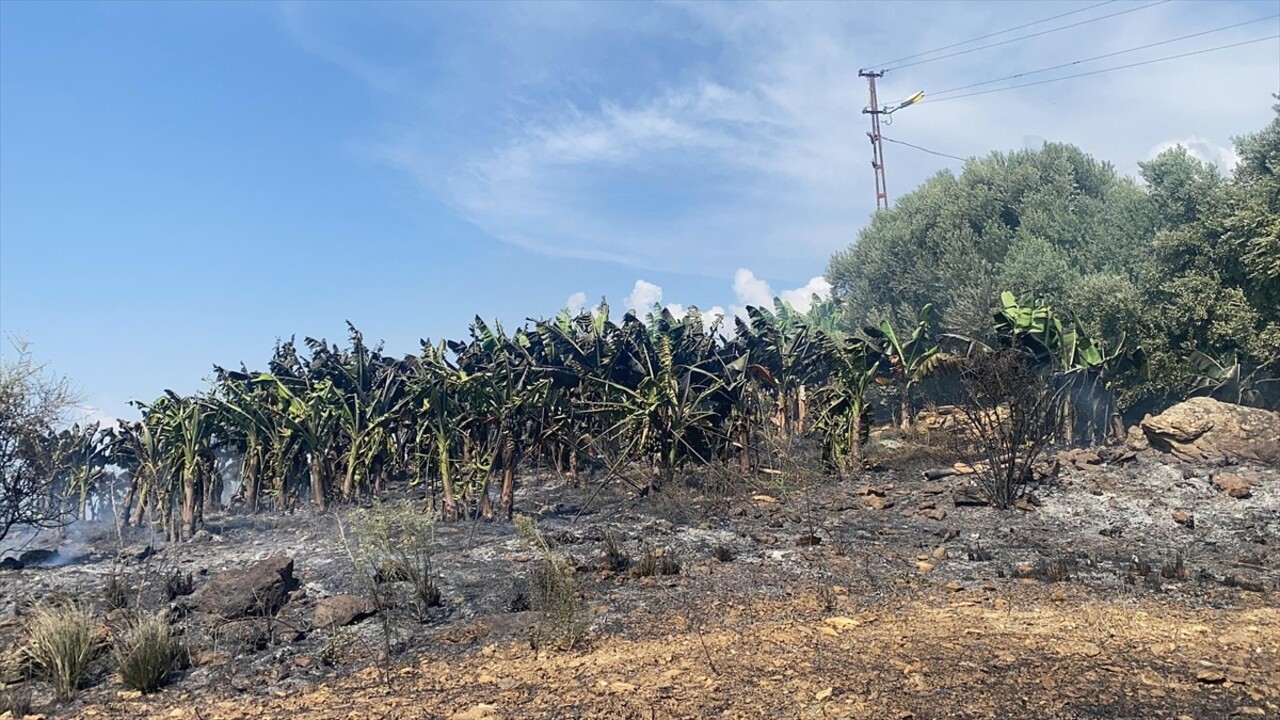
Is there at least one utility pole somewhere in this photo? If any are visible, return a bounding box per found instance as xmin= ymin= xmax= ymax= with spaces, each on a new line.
xmin=859 ymin=69 xmax=889 ymax=210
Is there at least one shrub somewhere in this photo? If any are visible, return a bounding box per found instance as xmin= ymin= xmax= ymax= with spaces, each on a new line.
xmin=24 ymin=602 xmax=97 ymax=701
xmin=958 ymin=350 xmax=1065 ymax=508
xmin=115 ymin=612 xmax=185 ymax=693
xmin=103 ymin=570 xmax=130 ymax=611
xmin=632 ymin=548 xmax=681 ymax=577
xmin=514 ymin=515 xmax=587 ymax=649
xmin=163 ymin=568 xmax=194 ymax=600
xmin=348 ymin=501 xmax=441 ymax=621
xmin=601 ymin=533 xmax=631 ymax=572
xmin=711 ymin=545 xmax=735 ymax=562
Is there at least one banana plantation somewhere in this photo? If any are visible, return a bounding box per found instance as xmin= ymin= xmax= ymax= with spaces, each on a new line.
xmin=25 ymin=292 xmax=1150 ymax=543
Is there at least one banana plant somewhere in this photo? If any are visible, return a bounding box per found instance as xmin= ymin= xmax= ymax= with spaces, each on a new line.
xmin=863 ymin=304 xmax=956 ymax=431
xmin=1189 ymin=351 xmax=1279 ymax=409
xmin=813 ymin=336 xmax=886 ymax=475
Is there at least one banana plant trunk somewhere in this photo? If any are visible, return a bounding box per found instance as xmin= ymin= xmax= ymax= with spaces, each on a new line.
xmin=900 ymin=382 xmax=913 ymax=433
xmin=342 ymin=451 xmax=359 ymax=503
xmin=181 ymin=464 xmax=198 ymax=540
xmin=739 ymin=424 xmax=751 ymax=474
xmin=242 ymin=454 xmax=259 ymax=514
xmin=309 ymin=452 xmax=328 ymax=512
xmin=848 ymin=405 xmax=863 ymax=474
xmin=437 ymin=434 xmax=458 ymax=520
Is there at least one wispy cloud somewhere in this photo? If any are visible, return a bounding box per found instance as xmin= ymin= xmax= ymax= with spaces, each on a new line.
xmin=281 ymin=1 xmax=1279 ymax=279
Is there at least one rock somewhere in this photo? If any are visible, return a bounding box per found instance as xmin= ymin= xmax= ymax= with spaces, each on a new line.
xmin=17 ymin=549 xmax=57 ymax=567
xmin=922 ymin=508 xmax=947 ymax=521
xmin=188 ymin=554 xmax=297 ymax=619
xmin=313 ymin=594 xmax=376 ymax=629
xmin=1057 ymin=448 xmax=1103 ymax=470
xmin=795 ymin=534 xmax=821 ymax=547
xmin=0 ymin=557 xmax=21 ymax=571
xmin=1139 ymin=398 xmax=1280 ymax=465
xmin=916 ymin=561 xmax=935 ymax=573
xmin=1212 ymin=472 xmax=1255 ymax=499
xmin=814 ymin=687 xmax=834 ymax=701
xmin=828 ymin=496 xmax=858 ymax=511
xmin=863 ymin=496 xmax=893 ymax=511
xmin=451 ymin=704 xmax=501 ymax=720
xmin=1196 ymin=670 xmax=1226 ymax=684
xmin=1125 ymin=425 xmax=1150 ymax=451
xmin=953 ymin=488 xmax=989 ymax=507
xmin=1172 ymin=511 xmax=1194 ymax=527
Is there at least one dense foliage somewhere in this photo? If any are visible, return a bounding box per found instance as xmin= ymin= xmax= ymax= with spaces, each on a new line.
xmin=828 ymin=102 xmax=1280 ymax=413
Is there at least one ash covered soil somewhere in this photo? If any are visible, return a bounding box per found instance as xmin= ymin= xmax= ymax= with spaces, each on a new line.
xmin=2 ymin=440 xmax=1277 ymax=720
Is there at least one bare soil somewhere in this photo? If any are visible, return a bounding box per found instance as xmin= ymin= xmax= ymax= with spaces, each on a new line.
xmin=2 ymin=440 xmax=1277 ymax=720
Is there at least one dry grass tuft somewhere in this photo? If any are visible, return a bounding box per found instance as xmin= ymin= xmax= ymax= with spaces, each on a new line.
xmin=24 ymin=602 xmax=98 ymax=701
xmin=115 ymin=611 xmax=185 ymax=693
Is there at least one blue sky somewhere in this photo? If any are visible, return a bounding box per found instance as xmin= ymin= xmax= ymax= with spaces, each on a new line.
xmin=1 ymin=1 xmax=1277 ymax=422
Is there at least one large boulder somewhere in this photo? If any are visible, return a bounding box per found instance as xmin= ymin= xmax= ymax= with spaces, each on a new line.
xmin=1138 ymin=398 xmax=1280 ymax=466
xmin=188 ymin=554 xmax=298 ymax=619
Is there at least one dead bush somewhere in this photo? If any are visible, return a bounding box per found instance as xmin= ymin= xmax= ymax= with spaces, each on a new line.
xmin=632 ymin=548 xmax=681 ymax=578
xmin=164 ymin=568 xmax=194 ymax=601
xmin=601 ymin=533 xmax=631 ymax=572
xmin=958 ymin=350 xmax=1064 ymax=509
xmin=345 ymin=501 xmax=441 ymax=621
xmin=515 ymin=515 xmax=587 ymax=649
xmin=103 ymin=570 xmax=130 ymax=611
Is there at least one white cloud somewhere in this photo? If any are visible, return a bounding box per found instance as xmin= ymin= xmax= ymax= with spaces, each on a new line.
xmin=624 ymin=279 xmax=664 ymax=312
xmin=73 ymin=405 xmax=121 ymax=430
xmin=664 ymin=303 xmax=686 ymax=319
xmin=566 ymin=291 xmax=588 ymax=314
xmin=779 ymin=276 xmax=831 ymax=313
xmin=1147 ymin=136 xmax=1241 ymax=174
xmin=732 ymin=268 xmax=773 ymax=309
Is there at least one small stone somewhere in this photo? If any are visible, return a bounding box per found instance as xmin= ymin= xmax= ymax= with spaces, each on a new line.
xmin=1078 ymin=642 xmax=1101 ymax=657
xmin=1212 ymin=473 xmax=1253 ymax=499
xmin=932 ymin=546 xmax=948 ymax=559
xmin=945 ymin=581 xmax=964 ymax=592
xmin=1196 ymin=670 xmax=1226 ymax=684
xmin=814 ymin=687 xmax=833 ymax=701
xmin=451 ymin=704 xmax=501 ymax=720
xmin=864 ymin=496 xmax=893 ymax=511
xmin=608 ymin=681 xmax=637 ymax=693
xmin=293 ymin=655 xmax=313 ymax=668
xmin=1172 ymin=511 xmax=1193 ymax=527
xmin=925 ymin=508 xmax=947 ymax=521
xmin=916 ymin=561 xmax=935 ymax=573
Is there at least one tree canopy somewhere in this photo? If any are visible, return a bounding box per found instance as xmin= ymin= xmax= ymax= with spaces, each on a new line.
xmin=828 ymin=102 xmax=1280 ymax=412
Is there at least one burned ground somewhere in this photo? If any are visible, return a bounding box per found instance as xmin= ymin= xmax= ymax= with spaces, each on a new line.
xmin=1 ymin=438 xmax=1277 ymax=719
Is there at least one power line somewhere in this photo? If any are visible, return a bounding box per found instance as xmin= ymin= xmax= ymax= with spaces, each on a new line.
xmin=864 ymin=0 xmax=1117 ymax=71
xmin=882 ymin=0 xmax=1171 ymax=72
xmin=928 ymin=13 xmax=1279 ymax=99
xmin=922 ymin=34 xmax=1280 ymax=103
xmin=882 ymin=136 xmax=967 ymax=162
